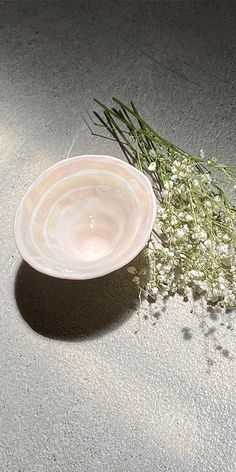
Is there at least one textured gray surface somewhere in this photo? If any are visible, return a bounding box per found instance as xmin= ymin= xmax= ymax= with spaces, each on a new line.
xmin=0 ymin=1 xmax=236 ymax=471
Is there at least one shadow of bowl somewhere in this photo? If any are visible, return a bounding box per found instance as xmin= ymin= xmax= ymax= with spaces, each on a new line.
xmin=14 ymin=261 xmax=138 ymax=340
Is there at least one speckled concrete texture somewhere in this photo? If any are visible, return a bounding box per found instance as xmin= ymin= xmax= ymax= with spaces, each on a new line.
xmin=0 ymin=1 xmax=236 ymax=471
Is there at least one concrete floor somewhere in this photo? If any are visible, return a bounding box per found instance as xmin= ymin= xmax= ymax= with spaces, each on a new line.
xmin=0 ymin=1 xmax=236 ymax=471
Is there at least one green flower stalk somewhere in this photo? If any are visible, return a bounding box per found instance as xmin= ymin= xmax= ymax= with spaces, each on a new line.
xmin=93 ymin=98 xmax=236 ymax=308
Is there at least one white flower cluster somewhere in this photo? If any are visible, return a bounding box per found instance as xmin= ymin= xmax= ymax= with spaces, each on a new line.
xmin=96 ymin=99 xmax=236 ymax=308
xmin=128 ymin=151 xmax=236 ymax=308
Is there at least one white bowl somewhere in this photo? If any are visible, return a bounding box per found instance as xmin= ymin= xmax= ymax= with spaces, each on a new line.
xmin=14 ymin=155 xmax=156 ymax=279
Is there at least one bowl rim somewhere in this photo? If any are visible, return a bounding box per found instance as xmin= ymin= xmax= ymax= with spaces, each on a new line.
xmin=14 ymin=154 xmax=157 ymax=279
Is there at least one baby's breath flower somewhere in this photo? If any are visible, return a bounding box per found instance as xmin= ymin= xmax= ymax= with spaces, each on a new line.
xmin=148 ymin=161 xmax=157 ymax=172
xmin=200 ymin=149 xmax=205 ymax=158
xmin=171 ymin=216 xmax=178 ymax=225
xmin=132 ymin=276 xmax=140 ymax=285
xmin=161 ymin=189 xmax=169 ymax=200
xmin=204 ymin=239 xmax=212 ymax=249
xmin=223 ymin=234 xmax=230 ymax=242
xmin=218 ymin=244 xmax=229 ymax=255
xmin=127 ymin=266 xmax=137 ymax=274
xmin=171 ymin=174 xmax=178 ymax=182
xmin=185 ymin=214 xmax=194 ymax=222
xmin=201 ymin=174 xmax=211 ymax=185
xmin=164 ymin=181 xmax=173 ymax=190
xmin=188 ymin=270 xmax=204 ymax=279
xmin=173 ymin=160 xmax=181 ymax=168
xmin=96 ymin=98 xmax=236 ymax=309
xmin=157 ymin=208 xmax=164 ymax=217
xmin=192 ymin=179 xmax=201 ymax=190
xmin=198 ymin=230 xmax=208 ymax=241
xmin=161 ymin=212 xmax=168 ymax=221
xmin=151 ymin=287 xmax=158 ymax=295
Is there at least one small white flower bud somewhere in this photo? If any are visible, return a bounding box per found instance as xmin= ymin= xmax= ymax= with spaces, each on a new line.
xmin=151 ymin=287 xmax=158 ymax=295
xmin=198 ymin=230 xmax=208 ymax=241
xmin=199 ymin=149 xmax=205 ymax=158
xmin=148 ymin=161 xmax=157 ymax=172
xmin=132 ymin=276 xmax=140 ymax=285
xmin=127 ymin=266 xmax=137 ymax=274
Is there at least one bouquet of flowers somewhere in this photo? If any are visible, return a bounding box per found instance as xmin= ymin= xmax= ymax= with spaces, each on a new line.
xmin=93 ymin=98 xmax=236 ymax=309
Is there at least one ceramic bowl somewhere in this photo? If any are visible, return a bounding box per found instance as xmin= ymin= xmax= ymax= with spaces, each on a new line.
xmin=14 ymin=155 xmax=157 ymax=279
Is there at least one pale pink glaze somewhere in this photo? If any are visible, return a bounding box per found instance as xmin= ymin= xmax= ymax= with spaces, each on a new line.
xmin=14 ymin=155 xmax=157 ymax=279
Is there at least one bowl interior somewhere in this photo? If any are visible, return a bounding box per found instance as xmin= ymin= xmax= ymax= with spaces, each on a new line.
xmin=14 ymin=155 xmax=156 ymax=279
